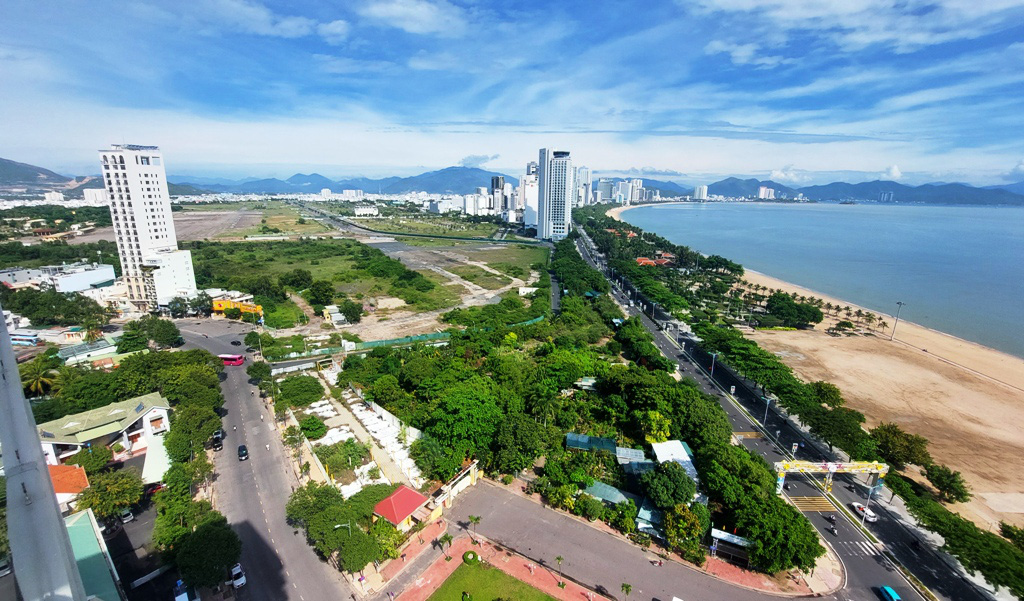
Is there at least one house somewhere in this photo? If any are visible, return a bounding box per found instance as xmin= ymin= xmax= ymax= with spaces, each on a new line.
xmin=636 ymin=257 xmax=656 ymax=267
xmin=57 ymin=335 xmax=121 ymax=365
xmin=49 ymin=464 xmax=90 ymax=511
xmin=373 ymin=485 xmax=429 ymax=532
xmin=650 ymin=440 xmax=706 ymax=504
xmin=323 ymin=305 xmax=348 ymax=328
xmin=37 ymin=393 xmax=171 ymax=466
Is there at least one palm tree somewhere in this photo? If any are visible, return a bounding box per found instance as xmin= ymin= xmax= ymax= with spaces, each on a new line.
xmin=439 ymin=533 xmax=453 ymax=560
xmin=555 ymin=555 xmax=564 ymax=586
xmin=878 ymin=320 xmax=889 ymax=333
xmin=19 ymin=357 xmax=55 ymax=397
xmin=621 ymin=583 xmax=632 ymax=599
xmin=854 ymin=309 xmax=864 ymax=324
xmin=50 ymin=365 xmax=81 ymax=397
xmin=864 ymin=313 xmax=876 ymax=328
xmin=468 ymin=515 xmax=481 ymax=543
xmin=81 ymin=317 xmax=102 ymax=344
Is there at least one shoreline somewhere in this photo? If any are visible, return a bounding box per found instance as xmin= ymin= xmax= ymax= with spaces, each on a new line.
xmin=606 ymin=204 xmax=1024 ymax=388
xmin=604 ymin=204 xmax=1024 ymax=528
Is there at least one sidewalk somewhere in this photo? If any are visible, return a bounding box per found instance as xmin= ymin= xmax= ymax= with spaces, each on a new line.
xmin=396 ymin=534 xmax=611 ymax=601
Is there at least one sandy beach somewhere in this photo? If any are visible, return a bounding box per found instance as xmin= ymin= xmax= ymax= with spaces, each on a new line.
xmin=608 ymin=204 xmax=1024 ymax=529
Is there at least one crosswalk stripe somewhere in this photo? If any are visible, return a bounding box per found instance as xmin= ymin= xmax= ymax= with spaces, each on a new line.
xmin=789 ymin=496 xmax=835 ymax=511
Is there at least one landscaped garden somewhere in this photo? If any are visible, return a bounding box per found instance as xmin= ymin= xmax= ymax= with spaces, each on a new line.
xmin=427 ymin=562 xmax=556 ymax=601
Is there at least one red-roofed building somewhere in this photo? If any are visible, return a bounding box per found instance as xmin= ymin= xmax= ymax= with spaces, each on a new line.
xmin=49 ymin=464 xmax=89 ymax=511
xmin=653 ymin=258 xmax=671 ymax=266
xmin=636 ymin=257 xmax=656 ymax=266
xmin=374 ymin=485 xmax=429 ymax=532
xmin=605 ymin=228 xmax=620 ymax=236
xmin=626 ymin=231 xmax=638 ymax=238
xmin=655 ymin=251 xmax=676 ymax=260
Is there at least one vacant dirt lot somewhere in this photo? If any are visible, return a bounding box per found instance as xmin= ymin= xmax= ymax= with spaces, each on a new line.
xmin=71 ymin=210 xmax=263 ymax=244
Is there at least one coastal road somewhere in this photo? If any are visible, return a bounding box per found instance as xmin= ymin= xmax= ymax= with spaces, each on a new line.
xmin=571 ymin=232 xmax=961 ymax=601
xmin=178 ymin=319 xmax=355 ymax=601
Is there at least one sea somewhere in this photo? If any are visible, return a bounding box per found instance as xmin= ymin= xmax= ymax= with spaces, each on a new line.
xmin=619 ymin=202 xmax=1024 ymax=359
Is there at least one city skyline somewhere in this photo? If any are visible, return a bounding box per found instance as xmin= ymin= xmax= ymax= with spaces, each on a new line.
xmin=2 ymin=1 xmax=1024 ymax=185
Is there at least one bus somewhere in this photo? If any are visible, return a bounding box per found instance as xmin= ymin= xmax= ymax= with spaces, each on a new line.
xmin=218 ymin=354 xmax=245 ymax=366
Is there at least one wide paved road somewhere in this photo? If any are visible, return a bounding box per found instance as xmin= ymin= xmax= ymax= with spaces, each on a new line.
xmin=179 ymin=319 xmax=354 ymax=601
xmin=571 ymin=233 xmax=955 ymax=601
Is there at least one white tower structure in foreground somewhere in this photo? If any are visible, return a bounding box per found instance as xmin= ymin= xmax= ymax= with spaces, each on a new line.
xmin=99 ymin=145 xmax=196 ymax=312
xmin=0 ymin=302 xmax=88 ymax=601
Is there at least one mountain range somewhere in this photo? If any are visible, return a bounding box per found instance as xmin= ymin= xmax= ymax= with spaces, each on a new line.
xmin=2 ymin=156 xmax=1023 ymax=205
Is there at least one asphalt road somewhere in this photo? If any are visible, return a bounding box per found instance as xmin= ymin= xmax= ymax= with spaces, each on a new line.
xmin=178 ymin=319 xmax=355 ymax=601
xmin=571 ymin=233 xmax=961 ymax=601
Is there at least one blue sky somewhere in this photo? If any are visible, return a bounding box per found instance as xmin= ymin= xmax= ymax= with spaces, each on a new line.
xmin=2 ymin=0 xmax=1024 ymax=185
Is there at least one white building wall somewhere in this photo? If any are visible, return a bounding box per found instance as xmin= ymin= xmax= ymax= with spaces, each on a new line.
xmin=144 ymin=250 xmax=197 ymax=305
xmin=52 ymin=264 xmax=116 ymax=293
xmin=99 ymin=144 xmax=195 ymax=311
xmin=538 ymin=148 xmax=574 ymax=240
xmin=694 ymin=185 xmax=708 ymax=200
xmin=520 ymin=173 xmax=539 ymax=227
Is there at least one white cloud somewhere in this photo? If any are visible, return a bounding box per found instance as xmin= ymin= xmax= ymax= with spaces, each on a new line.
xmin=202 ymin=0 xmax=314 ymax=37
xmin=357 ymin=0 xmax=467 ymax=36
xmin=769 ymin=165 xmax=812 ymax=183
xmin=704 ymin=40 xmax=789 ymax=67
xmin=880 ymin=164 xmax=903 ymax=180
xmin=1003 ymin=159 xmax=1024 ymax=181
xmin=458 ymin=154 xmax=499 ymax=168
xmin=317 ymin=20 xmax=351 ymax=45
xmin=314 ymin=54 xmax=395 ymax=74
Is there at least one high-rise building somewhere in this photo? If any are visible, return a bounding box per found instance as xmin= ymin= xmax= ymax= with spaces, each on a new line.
xmin=519 ymin=170 xmax=539 ymax=227
xmin=99 ymin=144 xmax=196 ymax=312
xmin=576 ymin=166 xmax=591 ymax=207
xmin=537 ymin=148 xmax=574 ymax=240
xmin=757 ymin=186 xmax=775 ymax=200
xmin=694 ymin=185 xmax=708 ymax=200
xmin=526 ymin=161 xmax=539 ymax=176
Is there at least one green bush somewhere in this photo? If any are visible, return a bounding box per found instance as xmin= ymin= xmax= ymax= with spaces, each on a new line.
xmin=463 ymin=550 xmax=480 ymax=565
xmin=299 ymin=415 xmax=327 ymax=440
xmin=279 ymin=375 xmax=324 ymax=407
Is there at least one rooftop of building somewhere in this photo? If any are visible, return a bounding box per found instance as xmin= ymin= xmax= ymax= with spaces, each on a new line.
xmin=49 ymin=464 xmax=90 ymax=495
xmin=65 ymin=510 xmax=122 ymax=601
xmin=374 ymin=485 xmax=428 ymax=526
xmin=108 ymin=144 xmax=159 ymax=151
xmin=37 ymin=392 xmax=170 ymax=446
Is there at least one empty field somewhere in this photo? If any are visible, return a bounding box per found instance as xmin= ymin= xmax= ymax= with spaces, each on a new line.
xmin=359 ymin=217 xmax=500 ymax=238
xmin=427 ymin=563 xmax=556 ymax=601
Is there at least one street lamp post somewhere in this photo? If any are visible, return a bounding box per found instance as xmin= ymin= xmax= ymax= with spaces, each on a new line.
xmin=710 ymin=352 xmax=718 ymax=378
xmin=763 ymin=396 xmax=771 ymax=425
xmin=890 ymin=301 xmax=906 ymax=341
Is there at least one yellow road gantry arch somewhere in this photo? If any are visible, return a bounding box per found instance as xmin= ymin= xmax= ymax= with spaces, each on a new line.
xmin=774 ymin=460 xmax=889 ymax=494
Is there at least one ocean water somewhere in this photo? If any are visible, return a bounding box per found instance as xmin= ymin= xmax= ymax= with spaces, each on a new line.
xmin=619 ymin=203 xmax=1024 ymax=358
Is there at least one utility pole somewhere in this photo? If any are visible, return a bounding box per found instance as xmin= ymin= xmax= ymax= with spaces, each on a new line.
xmin=0 ymin=300 xmax=88 ymax=601
xmin=890 ymin=301 xmax=906 ymax=341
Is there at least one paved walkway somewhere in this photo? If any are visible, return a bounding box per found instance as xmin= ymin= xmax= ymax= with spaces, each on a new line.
xmin=395 ymin=535 xmax=610 ymax=601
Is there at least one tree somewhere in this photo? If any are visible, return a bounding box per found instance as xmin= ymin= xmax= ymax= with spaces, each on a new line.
xmin=279 ymin=375 xmax=324 ymax=407
xmin=621 ymin=583 xmax=632 ymax=599
xmin=81 ymin=317 xmax=103 ymax=344
xmin=66 ymin=445 xmax=114 ymax=475
xmin=19 ymin=356 xmax=55 ymax=396
xmin=663 ymin=504 xmax=705 ymax=563
xmin=190 ymin=291 xmax=213 ymax=317
xmin=809 ymin=381 xmax=844 ymax=409
xmin=279 ymin=268 xmax=313 ymax=290
xmin=176 ymin=514 xmax=242 ymax=588
xmin=286 ymin=482 xmax=345 ymax=528
xmin=492 ymin=413 xmax=545 ymax=474
xmin=636 ymin=409 xmax=671 ymax=443
xmin=555 ymin=555 xmax=564 ymax=586
xmin=736 ymin=496 xmax=824 ymax=573
xmin=223 ymin=307 xmax=242 ymax=319
xmin=164 ymin=404 xmax=221 ymax=463
xmin=439 ymin=532 xmax=454 ymax=559
xmin=338 ymin=299 xmax=363 ymax=324
xmin=116 ymin=321 xmax=150 ymax=353
xmin=924 ymin=463 xmax=972 ymax=503
xmin=77 ymin=469 xmax=144 ymax=518
xmin=300 ymin=415 xmax=327 ymax=440
xmin=639 ymin=461 xmax=696 ymax=510
xmin=468 ymin=515 xmax=481 ymax=541
xmin=246 ymin=361 xmax=271 ymax=384
xmin=308 ymin=280 xmax=336 ymax=306
xmin=168 ymin=296 xmax=190 ymax=318
xmin=871 ymin=423 xmax=931 ymax=470
xmin=145 ymin=317 xmax=182 ymax=347
xmin=369 ymin=519 xmax=403 ymax=560
xmin=244 ymin=331 xmax=262 ymax=348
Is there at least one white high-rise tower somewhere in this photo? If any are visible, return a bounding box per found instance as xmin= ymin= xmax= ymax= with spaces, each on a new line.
xmin=537 ymin=148 xmax=574 ymax=241
xmin=99 ymin=145 xmax=196 ymax=312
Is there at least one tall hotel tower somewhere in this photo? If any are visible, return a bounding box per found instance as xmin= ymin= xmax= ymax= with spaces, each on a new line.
xmin=537 ymin=148 xmax=574 ymax=241
xmin=99 ymin=145 xmax=196 ymax=312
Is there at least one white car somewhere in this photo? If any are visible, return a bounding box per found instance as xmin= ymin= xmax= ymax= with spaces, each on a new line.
xmin=230 ymin=564 xmax=246 ymax=588
xmin=852 ymin=502 xmax=878 ymax=522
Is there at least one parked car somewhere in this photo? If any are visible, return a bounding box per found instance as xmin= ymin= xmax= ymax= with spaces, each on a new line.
xmin=229 ymin=564 xmax=247 ymax=588
xmin=144 ymin=483 xmax=166 ymax=497
xmin=119 ymin=507 xmax=135 ymax=523
xmin=230 ymin=340 xmax=242 ymax=346
xmin=878 ymin=585 xmax=902 ymax=601
xmin=213 ymin=428 xmax=225 ymax=441
xmin=0 ymin=555 xmax=12 ymax=577
xmin=237 ymin=445 xmax=249 ymax=461
xmin=212 ymin=438 xmax=224 ymax=451
xmin=101 ymin=518 xmax=123 ymax=538
xmin=852 ymin=502 xmax=878 ymax=522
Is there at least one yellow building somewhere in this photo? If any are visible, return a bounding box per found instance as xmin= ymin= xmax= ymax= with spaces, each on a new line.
xmin=212 ymin=299 xmax=263 ymax=315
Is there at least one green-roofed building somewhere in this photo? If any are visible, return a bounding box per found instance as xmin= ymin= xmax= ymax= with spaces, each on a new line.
xmin=583 ymin=481 xmax=638 ymax=506
xmin=65 ymin=509 xmax=125 ymax=601
xmin=38 ymin=392 xmax=170 ymax=467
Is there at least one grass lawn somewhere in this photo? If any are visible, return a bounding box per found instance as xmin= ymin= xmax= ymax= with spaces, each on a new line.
xmin=461 ymin=244 xmax=550 ymax=271
xmin=210 ymin=200 xmax=329 ymax=238
xmin=449 ymin=265 xmax=511 ymax=290
xmin=177 ymin=201 xmax=264 ymax=211
xmin=360 ymin=217 xmax=499 ymax=238
xmin=427 ymin=563 xmax=556 ymax=601
xmin=262 ymin=299 xmax=307 ymax=329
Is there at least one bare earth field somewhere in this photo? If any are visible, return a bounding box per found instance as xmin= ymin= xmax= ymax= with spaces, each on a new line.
xmin=70 ymin=210 xmax=262 ymax=244
xmin=743 ymin=269 xmax=1024 ymax=529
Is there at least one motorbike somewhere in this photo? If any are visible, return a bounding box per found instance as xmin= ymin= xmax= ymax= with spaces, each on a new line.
xmin=826 ymin=514 xmax=836 ymax=524
xmin=829 ymin=525 xmax=838 ymax=536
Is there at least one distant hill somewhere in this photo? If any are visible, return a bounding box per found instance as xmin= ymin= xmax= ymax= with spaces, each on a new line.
xmin=798 ymin=180 xmax=1024 ymax=205
xmin=177 ymin=166 xmax=516 ymax=195
xmin=708 ymin=177 xmax=797 ymax=198
xmin=168 ymin=183 xmax=211 ymax=196
xmin=985 ymin=181 xmax=1024 ymax=195
xmin=0 ymin=157 xmax=70 ymax=185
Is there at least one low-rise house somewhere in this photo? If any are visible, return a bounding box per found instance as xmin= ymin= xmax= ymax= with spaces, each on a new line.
xmin=373 ymin=485 xmax=429 ymax=533
xmin=323 ymin=305 xmax=348 ymax=328
xmin=65 ymin=510 xmax=127 ymax=601
xmin=37 ymin=393 xmax=171 ymax=466
xmin=49 ymin=464 xmax=90 ymax=512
